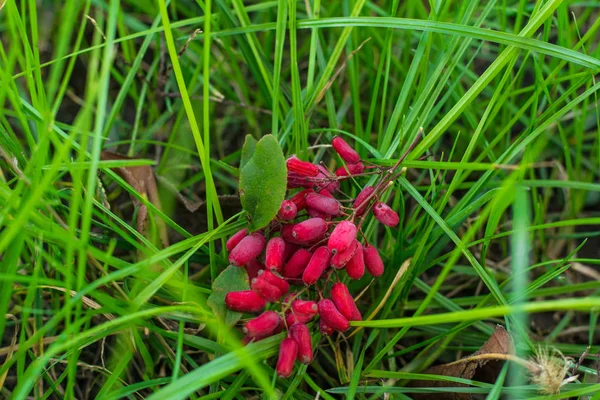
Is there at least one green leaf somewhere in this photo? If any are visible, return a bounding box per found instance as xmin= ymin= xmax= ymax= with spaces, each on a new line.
xmin=238 ymin=134 xmax=287 ymax=232
xmin=240 ymin=134 xmax=257 ymax=171
xmin=207 ymin=266 xmax=250 ymax=327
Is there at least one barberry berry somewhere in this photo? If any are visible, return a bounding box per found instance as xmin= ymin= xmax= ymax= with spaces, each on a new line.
xmin=319 ymin=320 xmax=334 ymax=336
xmin=287 ymin=156 xmax=319 ymax=177
xmin=291 ymin=218 xmax=328 ymax=242
xmin=305 ymin=192 xmax=340 ymax=216
xmin=289 ymin=323 xmax=313 ymax=364
xmin=302 ymin=246 xmax=331 ymax=285
xmin=363 ymin=244 xmax=384 ymax=277
xmin=278 ymin=200 xmax=298 ymax=220
xmin=225 ymin=290 xmax=266 ymax=312
xmin=353 ymin=185 xmax=375 ymax=216
xmin=291 ymin=299 xmax=318 ymax=316
xmin=332 ymin=136 xmax=361 ymax=164
xmin=373 ymin=202 xmax=400 ymax=227
xmin=331 ymin=282 xmax=362 ymax=321
xmin=245 ymin=259 xmax=264 ymax=281
xmin=226 ymin=228 xmax=247 ymax=252
xmin=335 ymin=162 xmax=365 ymax=177
xmin=244 ymin=311 xmax=281 ymax=338
xmin=331 ymin=239 xmax=358 ymax=269
xmin=251 ymin=277 xmax=283 ymax=302
xmin=282 ymin=248 xmax=312 ymax=278
xmin=289 ymin=189 xmax=314 ymax=211
xmin=345 ymin=240 xmax=365 ymax=280
xmin=328 ymin=220 xmax=357 ymax=254
xmin=276 ymin=338 xmax=298 ymax=378
xmin=318 ymin=299 xmax=350 ymax=332
xmin=229 ymin=232 xmax=266 ymax=267
xmin=257 ymin=269 xmax=290 ymax=295
xmin=265 ymin=237 xmax=286 ymax=271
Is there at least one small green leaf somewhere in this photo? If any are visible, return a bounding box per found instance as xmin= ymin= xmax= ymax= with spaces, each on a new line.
xmin=207 ymin=266 xmax=249 ymax=327
xmin=240 ymin=134 xmax=257 ymax=171
xmin=239 ymin=134 xmax=287 ymax=232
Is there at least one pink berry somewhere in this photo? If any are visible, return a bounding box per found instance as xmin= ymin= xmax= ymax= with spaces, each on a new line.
xmin=282 ymin=248 xmax=312 ymax=278
xmin=283 ymin=241 xmax=301 ymax=261
xmin=251 ymin=277 xmax=283 ymax=302
xmin=276 ymin=338 xmax=298 ymax=378
xmin=353 ymin=186 xmax=375 ymax=216
xmin=265 ymin=237 xmax=286 ymax=271
xmin=305 ymin=192 xmax=340 ymax=216
xmin=228 ymin=232 xmax=266 ymax=267
xmin=328 ymin=221 xmax=357 ymax=254
xmin=314 ymin=164 xmax=340 ymax=194
xmin=289 ymin=323 xmax=313 ymax=364
xmin=286 ymin=156 xmax=319 ymax=177
xmin=278 ymin=200 xmax=298 ymax=220
xmin=331 ymin=239 xmax=358 ymax=269
xmin=307 ymin=207 xmax=331 ymax=220
xmin=346 ymin=240 xmax=365 ymax=280
xmin=318 ymin=299 xmax=350 ymax=332
xmin=291 ymin=218 xmax=328 ymax=243
xmin=332 ymin=136 xmax=361 ymax=164
xmin=319 ymin=320 xmax=334 ymax=336
xmin=226 ymin=228 xmax=247 ymax=252
xmin=245 ymin=259 xmax=264 ymax=281
xmin=287 ymin=172 xmax=312 ymax=189
xmin=225 ymin=290 xmax=266 ymax=312
xmin=373 ymin=202 xmax=400 ymax=227
xmin=244 ymin=311 xmax=281 ymax=338
xmin=290 ymin=189 xmax=313 ymax=211
xmin=257 ymin=269 xmax=289 ymax=295
xmin=335 ymin=162 xmax=365 ymax=177
xmin=331 ymin=283 xmax=362 ymax=321
xmin=302 ymin=246 xmax=331 ymax=285
xmin=364 ymin=244 xmax=384 ymax=277
xmin=291 ymin=300 xmax=318 ymax=316
xmin=286 ymin=311 xmax=314 ymax=326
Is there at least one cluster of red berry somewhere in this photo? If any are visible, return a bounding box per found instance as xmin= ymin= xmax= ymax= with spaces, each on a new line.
xmin=224 ymin=136 xmax=400 ymax=377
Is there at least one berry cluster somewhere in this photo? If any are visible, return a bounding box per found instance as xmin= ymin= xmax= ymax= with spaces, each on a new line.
xmin=225 ymin=136 xmax=401 ymax=377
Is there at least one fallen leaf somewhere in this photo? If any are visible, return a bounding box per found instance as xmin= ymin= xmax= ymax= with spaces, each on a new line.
xmin=410 ymin=325 xmax=514 ymax=400
xmin=100 ymin=151 xmax=169 ymax=247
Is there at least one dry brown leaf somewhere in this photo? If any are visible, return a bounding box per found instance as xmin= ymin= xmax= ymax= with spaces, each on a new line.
xmin=410 ymin=325 xmax=514 ymax=400
xmin=101 ymin=151 xmax=168 ymax=248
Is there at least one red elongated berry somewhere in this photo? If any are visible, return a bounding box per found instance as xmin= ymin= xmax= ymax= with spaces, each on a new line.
xmin=320 ymin=320 xmax=334 ymax=336
xmin=286 ymin=311 xmax=314 ymax=327
xmin=292 ymin=218 xmax=328 ymax=243
xmin=229 ymin=233 xmax=266 ymax=267
xmin=283 ymin=241 xmax=300 ymax=261
xmin=265 ymin=237 xmax=286 ymax=271
xmin=289 ymin=323 xmax=313 ymax=364
xmin=307 ymin=207 xmax=331 ymax=220
xmin=319 ymin=189 xmax=335 ymax=199
xmin=328 ymin=221 xmax=357 ymax=254
xmin=290 ymin=189 xmax=313 ymax=211
xmin=331 ymin=283 xmax=362 ymax=321
xmin=276 ymin=338 xmax=298 ymax=378
xmin=346 ymin=241 xmax=365 ymax=280
xmin=305 ymin=192 xmax=340 ymax=216
xmin=335 ymin=162 xmax=365 ymax=177
xmin=251 ymin=277 xmax=283 ymax=302
xmin=318 ymin=299 xmax=350 ymax=332
xmin=331 ymin=239 xmax=358 ymax=269
xmin=302 ymin=246 xmax=331 ymax=285
xmin=226 ymin=228 xmax=247 ymax=252
xmin=287 ymin=172 xmax=312 ymax=189
xmin=332 ymin=136 xmax=361 ymax=164
xmin=245 ymin=259 xmax=263 ymax=281
xmin=282 ymin=248 xmax=312 ymax=278
xmin=278 ymin=200 xmax=297 ymax=220
xmin=258 ymin=269 xmax=289 ymax=295
xmin=287 ymin=156 xmax=319 ymax=177
xmin=314 ymin=165 xmax=340 ymax=194
xmin=353 ymin=186 xmax=375 ymax=216
xmin=281 ymin=224 xmax=298 ymax=243
xmin=364 ymin=244 xmax=384 ymax=277
xmin=292 ymin=300 xmax=318 ymax=316
xmin=373 ymin=202 xmax=400 ymax=227
xmin=225 ymin=290 xmax=266 ymax=312
xmin=244 ymin=311 xmax=280 ymax=338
